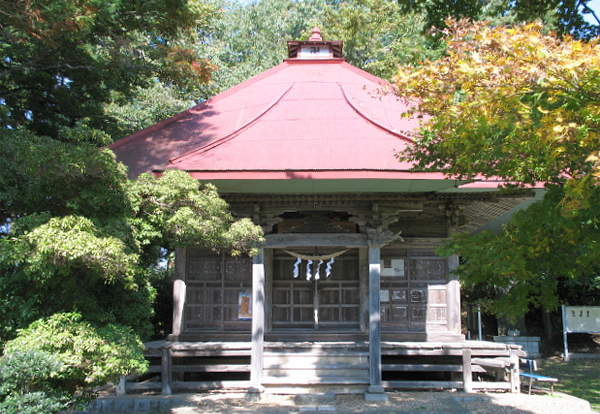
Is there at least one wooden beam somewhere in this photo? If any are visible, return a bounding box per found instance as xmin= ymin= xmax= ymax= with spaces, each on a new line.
xmin=265 ymin=233 xmax=368 ymax=248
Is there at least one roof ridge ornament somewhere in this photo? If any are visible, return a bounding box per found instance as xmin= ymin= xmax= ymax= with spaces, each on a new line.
xmin=309 ymin=26 xmax=322 ymax=41
xmin=286 ymin=27 xmax=343 ymax=59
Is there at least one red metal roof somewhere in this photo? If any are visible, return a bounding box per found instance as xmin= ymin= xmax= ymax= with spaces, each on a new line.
xmin=110 ymin=58 xmax=436 ymax=181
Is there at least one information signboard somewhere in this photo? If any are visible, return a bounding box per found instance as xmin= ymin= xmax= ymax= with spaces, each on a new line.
xmin=562 ymin=305 xmax=600 ymax=360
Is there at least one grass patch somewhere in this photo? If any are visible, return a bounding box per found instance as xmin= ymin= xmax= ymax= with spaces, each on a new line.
xmin=537 ymin=357 xmax=600 ymax=412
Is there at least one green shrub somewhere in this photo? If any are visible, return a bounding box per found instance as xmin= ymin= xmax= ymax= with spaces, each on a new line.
xmin=1 ymin=312 xmax=148 ymax=412
xmin=0 ymin=392 xmax=66 ymax=414
xmin=0 ymin=349 xmax=67 ymax=414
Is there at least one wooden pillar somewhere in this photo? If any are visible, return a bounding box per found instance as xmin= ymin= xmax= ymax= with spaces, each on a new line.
xmin=264 ymin=248 xmax=273 ymax=334
xmin=509 ymin=348 xmax=520 ymax=393
xmin=172 ymin=247 xmax=187 ymax=338
xmin=116 ymin=376 xmax=126 ymax=395
xmin=161 ymin=347 xmax=172 ymax=395
xmin=249 ymin=247 xmax=265 ymax=393
xmin=359 ymin=248 xmax=369 ymax=333
xmin=447 ymin=255 xmax=462 ymax=336
xmin=462 ymin=348 xmax=473 ymax=393
xmin=366 ymin=246 xmax=386 ymax=398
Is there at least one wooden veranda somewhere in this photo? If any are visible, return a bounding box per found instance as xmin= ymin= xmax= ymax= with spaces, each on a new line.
xmin=120 ymin=340 xmax=522 ymax=395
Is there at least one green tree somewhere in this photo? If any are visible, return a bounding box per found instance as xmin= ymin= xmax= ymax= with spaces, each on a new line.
xmin=194 ymin=0 xmax=328 ymax=96
xmin=0 ymin=130 xmax=263 ymax=343
xmin=197 ymin=0 xmax=440 ymax=94
xmin=440 ymin=186 xmax=600 ymax=320
xmin=0 ymin=0 xmax=267 ymax=348
xmin=395 ymin=20 xmax=600 ymax=318
xmin=396 ymin=20 xmax=600 ymax=200
xmin=0 ymin=0 xmax=219 ymax=140
xmin=398 ymin=0 xmax=600 ymax=39
xmin=104 ymin=82 xmax=196 ymax=138
xmin=318 ymin=0 xmax=443 ymax=80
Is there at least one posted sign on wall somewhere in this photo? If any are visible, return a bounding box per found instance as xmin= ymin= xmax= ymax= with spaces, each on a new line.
xmin=562 ymin=305 xmax=600 ymax=360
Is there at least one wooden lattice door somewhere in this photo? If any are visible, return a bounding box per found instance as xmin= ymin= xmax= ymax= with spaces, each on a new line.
xmin=271 ymin=249 xmax=360 ymax=331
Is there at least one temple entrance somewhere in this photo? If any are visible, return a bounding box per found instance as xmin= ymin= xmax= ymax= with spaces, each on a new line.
xmin=271 ymin=249 xmax=361 ymax=332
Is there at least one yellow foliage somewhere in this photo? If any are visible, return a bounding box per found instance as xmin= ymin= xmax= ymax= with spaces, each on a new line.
xmin=395 ymin=19 xmax=600 ymax=188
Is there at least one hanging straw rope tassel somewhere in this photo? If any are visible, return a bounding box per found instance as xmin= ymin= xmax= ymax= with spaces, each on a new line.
xmin=315 ymin=260 xmax=323 ymax=280
xmin=283 ymin=249 xmax=349 ymax=280
xmin=293 ymin=257 xmax=301 ymax=278
xmin=325 ymin=257 xmax=334 ymax=277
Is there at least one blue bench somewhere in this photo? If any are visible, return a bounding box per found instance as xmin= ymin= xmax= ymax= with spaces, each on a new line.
xmin=519 ymin=359 xmax=558 ymax=394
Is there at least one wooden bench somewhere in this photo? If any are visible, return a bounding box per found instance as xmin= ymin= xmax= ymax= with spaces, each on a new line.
xmin=519 ymin=359 xmax=558 ymax=395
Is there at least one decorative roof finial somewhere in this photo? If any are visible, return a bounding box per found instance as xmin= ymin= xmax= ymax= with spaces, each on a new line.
xmin=309 ymin=26 xmax=322 ymax=41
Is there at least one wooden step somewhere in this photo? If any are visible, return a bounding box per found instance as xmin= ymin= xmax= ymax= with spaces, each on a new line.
xmin=265 ymin=368 xmax=368 ymax=379
xmin=262 ymin=377 xmax=369 ymax=385
xmin=264 ymin=351 xmax=369 ymax=357
xmin=264 ymin=363 xmax=369 ymax=370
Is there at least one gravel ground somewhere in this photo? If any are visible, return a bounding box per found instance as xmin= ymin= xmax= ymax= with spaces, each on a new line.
xmin=84 ymin=390 xmax=596 ymax=414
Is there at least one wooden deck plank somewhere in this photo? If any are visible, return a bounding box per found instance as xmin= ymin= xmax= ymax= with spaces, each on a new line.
xmin=173 ymin=380 xmax=250 ymax=390
xmin=171 ymin=364 xmax=250 ymax=373
xmin=382 ymin=364 xmax=463 ymax=372
xmin=125 ymin=382 xmax=162 ymax=391
xmin=262 ymin=378 xmax=369 ymax=385
xmin=471 ymin=357 xmax=513 ymax=369
xmin=472 ymin=382 xmax=512 ymax=390
xmin=383 ymin=380 xmax=463 ymax=389
xmin=263 ymin=351 xmax=370 ymax=357
xmin=265 ymin=363 xmax=369 ymax=370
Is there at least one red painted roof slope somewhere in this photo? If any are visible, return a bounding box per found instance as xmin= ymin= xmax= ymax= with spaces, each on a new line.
xmin=111 ymin=59 xmax=427 ymax=179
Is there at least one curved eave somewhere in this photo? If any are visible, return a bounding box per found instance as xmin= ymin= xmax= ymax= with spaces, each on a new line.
xmin=156 ymin=168 xmax=479 ymax=194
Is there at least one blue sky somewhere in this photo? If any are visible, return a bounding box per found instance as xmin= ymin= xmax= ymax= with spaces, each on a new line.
xmin=584 ymin=0 xmax=600 ymax=24
xmin=583 ymin=0 xmax=600 ymax=24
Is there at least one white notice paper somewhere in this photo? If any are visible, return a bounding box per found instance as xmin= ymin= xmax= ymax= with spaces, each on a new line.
xmin=381 ymin=259 xmax=405 ymax=277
